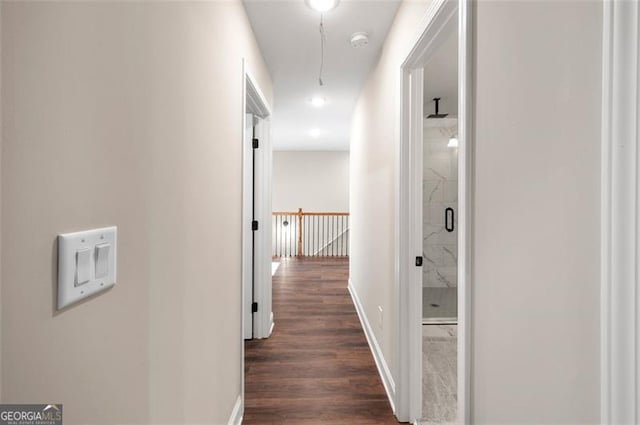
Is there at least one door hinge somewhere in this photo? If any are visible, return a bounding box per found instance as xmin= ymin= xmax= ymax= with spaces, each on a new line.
xmin=252 ymin=220 xmax=259 ymax=231
xmin=415 ymin=256 xmax=423 ymax=267
xmin=252 ymin=138 xmax=259 ymax=149
xmin=251 ymin=302 xmax=258 ymax=313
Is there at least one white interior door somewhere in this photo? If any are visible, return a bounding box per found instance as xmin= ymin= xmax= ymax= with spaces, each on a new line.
xmin=243 ymin=113 xmax=255 ymax=340
xmin=252 ymin=118 xmax=274 ymax=339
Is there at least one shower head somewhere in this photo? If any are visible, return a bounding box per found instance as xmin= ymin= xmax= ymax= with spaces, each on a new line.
xmin=427 ymin=97 xmax=448 ymax=119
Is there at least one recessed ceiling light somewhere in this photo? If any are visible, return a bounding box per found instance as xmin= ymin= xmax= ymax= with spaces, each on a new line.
xmin=309 ymin=96 xmax=327 ymax=107
xmin=309 ymin=128 xmax=321 ymax=138
xmin=306 ymin=0 xmax=339 ymax=13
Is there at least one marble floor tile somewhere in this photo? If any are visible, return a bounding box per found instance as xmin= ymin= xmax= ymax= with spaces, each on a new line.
xmin=420 ymin=324 xmax=457 ymax=425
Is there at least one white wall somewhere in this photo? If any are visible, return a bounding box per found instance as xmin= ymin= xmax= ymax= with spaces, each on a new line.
xmin=1 ymin=2 xmax=271 ymax=424
xmin=272 ymin=151 xmax=349 ymax=212
xmin=472 ymin=2 xmax=601 ymax=422
xmin=350 ymin=0 xmax=601 ymax=423
xmin=349 ymin=0 xmax=433 ymax=400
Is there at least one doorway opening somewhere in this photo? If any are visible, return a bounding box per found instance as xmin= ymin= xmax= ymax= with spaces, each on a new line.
xmin=242 ymin=66 xmax=273 ymax=342
xmin=239 ymin=60 xmax=273 ymax=422
xmin=396 ymin=0 xmax=472 ymax=423
xmin=420 ymin=27 xmax=459 ymax=424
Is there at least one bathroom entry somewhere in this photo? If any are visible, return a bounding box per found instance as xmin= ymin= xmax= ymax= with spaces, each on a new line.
xmin=420 ymin=27 xmax=458 ymax=425
xmin=396 ymin=0 xmax=471 ymax=421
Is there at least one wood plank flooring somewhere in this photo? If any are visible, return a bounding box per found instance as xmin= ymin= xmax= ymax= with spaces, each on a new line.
xmin=244 ymin=257 xmax=401 ymax=425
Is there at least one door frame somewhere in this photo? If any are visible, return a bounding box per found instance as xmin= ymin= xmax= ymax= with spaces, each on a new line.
xmin=242 ymin=61 xmax=273 ymax=340
xmin=240 ymin=59 xmax=272 ymax=420
xmin=600 ymin=1 xmax=640 ymax=422
xmin=395 ymin=0 xmax=473 ymax=422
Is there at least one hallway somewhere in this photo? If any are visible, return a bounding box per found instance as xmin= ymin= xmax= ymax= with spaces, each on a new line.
xmin=0 ymin=1 xmax=617 ymax=424
xmin=244 ymin=258 xmax=398 ymax=425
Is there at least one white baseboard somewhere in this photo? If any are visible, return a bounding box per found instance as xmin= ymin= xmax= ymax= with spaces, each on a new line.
xmin=271 ymin=261 xmax=280 ymax=276
xmin=227 ymin=394 xmax=242 ymax=425
xmin=269 ymin=312 xmax=275 ymax=337
xmin=348 ymin=278 xmax=396 ymax=413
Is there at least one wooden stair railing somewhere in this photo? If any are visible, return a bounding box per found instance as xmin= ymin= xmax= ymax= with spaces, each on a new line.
xmin=272 ymin=209 xmax=350 ymax=257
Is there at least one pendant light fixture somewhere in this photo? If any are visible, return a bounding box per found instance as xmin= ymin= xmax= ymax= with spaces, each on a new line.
xmin=318 ymin=13 xmax=326 ymax=86
xmin=306 ymin=0 xmax=339 ymax=86
xmin=306 ymin=0 xmax=339 ymax=12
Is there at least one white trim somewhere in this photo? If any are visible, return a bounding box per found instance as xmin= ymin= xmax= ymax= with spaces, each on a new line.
xmin=253 ymin=116 xmax=273 ymax=340
xmin=457 ymin=0 xmax=473 ymax=422
xmin=396 ymin=0 xmax=472 ymax=422
xmin=269 ymin=311 xmax=275 ymax=337
xmin=600 ymin=1 xmax=612 ymax=421
xmin=348 ymin=279 xmax=396 ymax=413
xmin=227 ymin=395 xmax=243 ymax=425
xmin=397 ymin=65 xmax=425 ymax=423
xmin=601 ymin=1 xmax=640 ymax=423
xmin=241 ymin=65 xmax=250 ymax=412
xmin=394 ymin=44 xmax=413 ymax=423
xmin=401 ymin=0 xmax=456 ymax=70
xmin=245 ymin=67 xmax=271 ymax=119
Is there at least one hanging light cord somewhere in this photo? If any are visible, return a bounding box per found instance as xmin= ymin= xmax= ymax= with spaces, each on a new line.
xmin=319 ymin=13 xmax=326 ymax=86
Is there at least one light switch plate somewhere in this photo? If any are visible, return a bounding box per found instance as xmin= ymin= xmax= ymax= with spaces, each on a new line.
xmin=57 ymin=226 xmax=117 ymax=309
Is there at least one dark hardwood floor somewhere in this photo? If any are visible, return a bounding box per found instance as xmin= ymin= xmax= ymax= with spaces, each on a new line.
xmin=244 ymin=257 xmax=401 ymax=425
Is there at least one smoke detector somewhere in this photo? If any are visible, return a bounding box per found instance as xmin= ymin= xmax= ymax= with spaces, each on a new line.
xmin=350 ymin=32 xmax=369 ymax=48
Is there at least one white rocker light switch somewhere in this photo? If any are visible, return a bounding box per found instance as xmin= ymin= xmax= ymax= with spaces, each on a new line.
xmin=75 ymin=248 xmax=91 ymax=286
xmin=95 ymin=243 xmax=110 ymax=279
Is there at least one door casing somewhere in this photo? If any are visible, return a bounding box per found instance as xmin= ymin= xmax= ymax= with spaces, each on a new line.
xmin=241 ymin=59 xmax=273 ymax=418
xmin=600 ymin=1 xmax=640 ymax=422
xmin=395 ymin=0 xmax=473 ymax=422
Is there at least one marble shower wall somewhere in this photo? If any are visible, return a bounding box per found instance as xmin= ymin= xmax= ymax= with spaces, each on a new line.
xmin=423 ymin=118 xmax=458 ymax=288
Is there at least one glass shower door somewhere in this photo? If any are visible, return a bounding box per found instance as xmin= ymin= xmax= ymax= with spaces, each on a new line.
xmin=422 ymin=118 xmax=458 ymax=324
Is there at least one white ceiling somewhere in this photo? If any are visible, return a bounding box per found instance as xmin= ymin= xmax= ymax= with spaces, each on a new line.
xmin=423 ymin=29 xmax=458 ymax=118
xmin=243 ymin=0 xmax=401 ymax=151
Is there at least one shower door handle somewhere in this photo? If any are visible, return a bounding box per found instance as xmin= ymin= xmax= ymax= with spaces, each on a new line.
xmin=445 ymin=208 xmax=455 ymax=232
